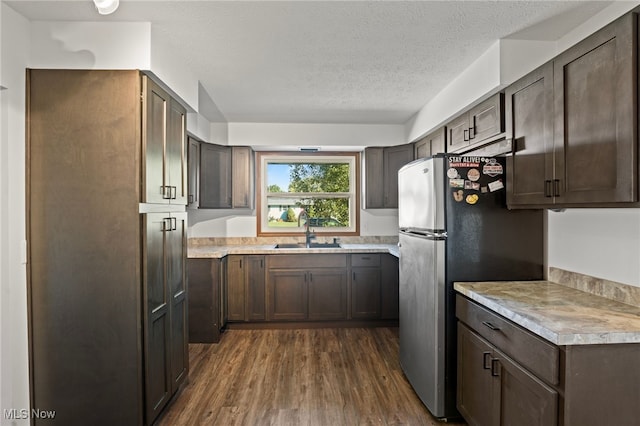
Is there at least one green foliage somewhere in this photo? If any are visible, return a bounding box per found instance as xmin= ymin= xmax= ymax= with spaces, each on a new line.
xmin=288 ymin=163 xmax=349 ymax=193
xmin=267 ymin=184 xmax=282 ymax=193
xmin=285 ymin=207 xmax=297 ymax=222
xmin=288 ymin=163 xmax=350 ymax=226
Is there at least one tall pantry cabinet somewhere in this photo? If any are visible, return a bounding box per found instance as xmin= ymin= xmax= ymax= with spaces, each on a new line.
xmin=27 ymin=69 xmax=188 ymax=425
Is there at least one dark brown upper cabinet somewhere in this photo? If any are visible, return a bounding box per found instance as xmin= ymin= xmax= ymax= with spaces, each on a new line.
xmin=507 ymin=12 xmax=638 ymax=208
xmin=143 ymin=77 xmax=187 ymax=205
xmin=199 ymin=144 xmax=254 ymax=209
xmin=553 ymin=12 xmax=636 ymax=205
xmin=447 ymin=93 xmax=504 ymax=153
xmin=505 ymin=62 xmax=554 ymax=207
xmin=187 ymin=137 xmax=200 ymax=209
xmin=232 ymin=146 xmax=255 ymax=209
xmin=365 ymin=143 xmax=414 ymax=209
xmin=414 ymin=126 xmax=446 ymax=159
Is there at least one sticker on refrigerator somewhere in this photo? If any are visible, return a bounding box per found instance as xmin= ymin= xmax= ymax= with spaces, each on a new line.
xmin=465 ymin=194 xmax=479 ymax=205
xmin=488 ymin=179 xmax=504 ymax=192
xmin=464 ymin=181 xmax=480 ymax=190
xmin=467 ymin=168 xmax=480 ymax=181
xmin=453 ymin=190 xmax=464 ymax=202
xmin=449 ymin=179 xmax=465 ymax=188
xmin=449 ymin=155 xmax=481 ymax=168
xmin=481 ymin=186 xmax=489 ymax=193
xmin=483 ymin=160 xmax=503 ymax=177
xmin=447 ymin=168 xmax=459 ymax=179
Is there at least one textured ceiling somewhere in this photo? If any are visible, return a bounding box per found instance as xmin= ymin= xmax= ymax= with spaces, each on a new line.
xmin=6 ymin=0 xmax=612 ymax=124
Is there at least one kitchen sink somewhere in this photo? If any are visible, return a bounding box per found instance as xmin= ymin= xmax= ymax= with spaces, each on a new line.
xmin=274 ymin=242 xmax=341 ymax=249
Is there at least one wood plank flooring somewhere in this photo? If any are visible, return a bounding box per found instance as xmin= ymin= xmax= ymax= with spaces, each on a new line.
xmin=157 ymin=328 xmax=466 ymax=425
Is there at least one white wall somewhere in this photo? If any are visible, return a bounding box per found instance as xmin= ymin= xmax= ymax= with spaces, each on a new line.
xmin=30 ymin=21 xmax=151 ymax=69
xmin=405 ymin=38 xmax=555 ymax=143
xmin=229 ymin=122 xmax=405 ymax=149
xmin=0 ymin=3 xmax=30 ymax=424
xmin=548 ymin=209 xmax=640 ymax=286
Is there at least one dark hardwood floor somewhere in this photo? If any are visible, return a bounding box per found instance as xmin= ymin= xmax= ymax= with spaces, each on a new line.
xmin=157 ymin=328 xmax=466 ymax=425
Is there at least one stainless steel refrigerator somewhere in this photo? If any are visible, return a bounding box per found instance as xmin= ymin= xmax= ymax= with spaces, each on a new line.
xmin=398 ymin=154 xmax=543 ymax=420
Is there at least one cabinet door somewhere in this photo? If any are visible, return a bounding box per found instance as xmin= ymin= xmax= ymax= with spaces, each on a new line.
xmin=267 ymin=270 xmax=308 ymax=321
xmin=167 ymin=212 xmax=188 ymax=392
xmin=554 ymin=13 xmax=637 ymax=204
xmin=308 ymin=269 xmax=348 ymax=320
xmin=143 ymin=213 xmax=171 ymax=422
xmin=187 ymin=258 xmax=221 ymax=343
xmin=187 ymin=138 xmax=200 ymax=209
xmin=380 ymin=255 xmax=399 ymax=320
xmin=167 ymin=98 xmax=187 ymax=205
xmin=383 ymin=144 xmax=414 ymax=208
xmin=469 ymin=93 xmax=504 ymax=143
xmin=447 ymin=113 xmax=471 ymax=152
xmin=414 ymin=127 xmax=446 ymax=159
xmin=226 ymin=256 xmax=246 ymax=321
xmin=246 ymin=256 xmax=266 ymax=321
xmin=457 ymin=324 xmax=497 ymax=426
xmin=495 ymin=349 xmax=558 ymax=426
xmin=200 ymin=143 xmax=232 ymax=208
xmin=232 ymin=146 xmax=254 ymax=209
xmin=143 ymin=78 xmax=170 ymax=204
xmin=506 ymin=62 xmax=554 ymax=207
xmin=430 ymin=126 xmax=446 ymax=155
xmin=414 ymin=138 xmax=430 ymax=159
xmin=364 ymin=147 xmax=385 ymax=208
xmin=351 ymin=267 xmax=381 ymax=319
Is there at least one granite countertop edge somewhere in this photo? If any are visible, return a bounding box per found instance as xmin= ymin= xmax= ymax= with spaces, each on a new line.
xmin=188 ymin=243 xmax=399 ymax=259
xmin=454 ymin=281 xmax=640 ymax=346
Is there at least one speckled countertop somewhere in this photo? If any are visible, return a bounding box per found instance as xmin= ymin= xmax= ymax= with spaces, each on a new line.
xmin=188 ymin=243 xmax=399 ymax=259
xmin=455 ymin=281 xmax=640 ymax=346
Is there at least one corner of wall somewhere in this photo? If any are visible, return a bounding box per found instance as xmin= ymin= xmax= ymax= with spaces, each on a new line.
xmin=404 ymin=41 xmax=502 ymax=142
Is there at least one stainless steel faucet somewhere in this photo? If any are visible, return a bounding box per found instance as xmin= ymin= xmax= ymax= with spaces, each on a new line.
xmin=298 ymin=209 xmax=316 ymax=248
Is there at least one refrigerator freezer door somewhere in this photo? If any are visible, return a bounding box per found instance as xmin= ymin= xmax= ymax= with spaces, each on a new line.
xmin=398 ymin=157 xmax=445 ymax=231
xmin=399 ymin=231 xmax=446 ymax=417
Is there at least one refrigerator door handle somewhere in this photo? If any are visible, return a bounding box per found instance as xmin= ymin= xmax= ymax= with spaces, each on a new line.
xmin=400 ymin=229 xmax=447 ymax=240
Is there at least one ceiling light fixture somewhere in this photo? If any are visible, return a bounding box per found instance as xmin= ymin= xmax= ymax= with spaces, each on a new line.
xmin=93 ymin=0 xmax=119 ymax=15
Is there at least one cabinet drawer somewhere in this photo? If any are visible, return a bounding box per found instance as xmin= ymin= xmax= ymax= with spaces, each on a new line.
xmin=267 ymin=254 xmax=347 ymax=269
xmin=351 ymin=254 xmax=381 ymax=267
xmin=456 ymin=295 xmax=559 ymax=385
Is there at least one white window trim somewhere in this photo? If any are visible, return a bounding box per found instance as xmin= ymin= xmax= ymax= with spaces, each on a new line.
xmin=258 ymin=153 xmax=359 ymax=235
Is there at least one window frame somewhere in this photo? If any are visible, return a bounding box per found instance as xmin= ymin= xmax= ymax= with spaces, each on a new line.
xmin=256 ymin=152 xmax=360 ymax=236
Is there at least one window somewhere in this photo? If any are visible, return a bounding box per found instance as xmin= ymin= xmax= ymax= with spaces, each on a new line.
xmin=257 ymin=153 xmax=360 ymax=235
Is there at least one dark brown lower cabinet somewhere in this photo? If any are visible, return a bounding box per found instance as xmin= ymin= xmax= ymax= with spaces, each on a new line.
xmin=266 ymin=254 xmax=348 ymax=321
xmin=268 ymin=270 xmax=309 ymax=321
xmin=380 ymin=255 xmax=399 ymax=319
xmin=457 ymin=295 xmax=640 ymax=426
xmin=267 ymin=268 xmax=349 ymax=321
xmin=351 ymin=267 xmax=381 ymax=319
xmin=308 ymin=269 xmax=348 ymax=320
xmin=214 ymin=253 xmax=396 ymax=324
xmin=227 ymin=255 xmax=265 ymax=322
xmin=187 ymin=258 xmax=223 ymax=343
xmin=457 ymin=324 xmax=557 ymax=426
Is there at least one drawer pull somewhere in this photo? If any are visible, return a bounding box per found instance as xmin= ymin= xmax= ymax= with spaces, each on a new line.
xmin=482 ymin=352 xmax=491 ymax=370
xmin=491 ymin=358 xmax=500 ymax=377
xmin=482 ymin=321 xmax=500 ymax=331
